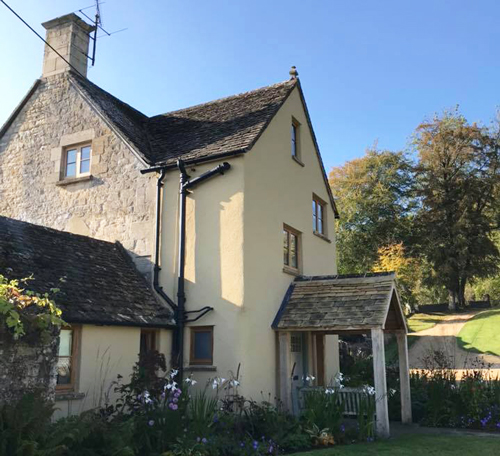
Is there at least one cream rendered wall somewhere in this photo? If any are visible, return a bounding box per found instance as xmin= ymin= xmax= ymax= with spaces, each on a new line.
xmin=54 ymin=325 xmax=172 ymax=419
xmin=242 ymin=86 xmax=339 ymax=398
xmin=158 ymin=85 xmax=340 ymax=399
xmin=160 ymin=158 xmax=246 ymax=387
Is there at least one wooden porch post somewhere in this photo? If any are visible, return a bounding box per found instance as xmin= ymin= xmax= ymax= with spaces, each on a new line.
xmin=278 ymin=331 xmax=292 ymax=411
xmin=371 ymin=328 xmax=390 ymax=438
xmin=396 ymin=331 xmax=412 ymax=424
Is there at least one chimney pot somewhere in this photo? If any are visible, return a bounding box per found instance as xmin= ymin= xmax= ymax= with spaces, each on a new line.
xmin=289 ymin=66 xmax=299 ymax=80
xmin=41 ymin=13 xmax=95 ymax=78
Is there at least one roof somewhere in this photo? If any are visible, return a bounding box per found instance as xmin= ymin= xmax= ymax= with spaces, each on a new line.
xmin=70 ymin=73 xmax=297 ymax=167
xmin=0 ymin=216 xmax=174 ymax=328
xmin=0 ymin=71 xmax=338 ymax=216
xmin=272 ymin=272 xmax=407 ymax=332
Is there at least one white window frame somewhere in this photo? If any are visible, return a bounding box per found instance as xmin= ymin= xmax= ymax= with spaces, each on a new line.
xmin=64 ymin=143 xmax=92 ymax=179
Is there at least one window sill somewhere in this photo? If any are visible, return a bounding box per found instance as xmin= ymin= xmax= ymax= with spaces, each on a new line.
xmin=292 ymin=155 xmax=305 ymax=167
xmin=55 ymin=391 xmax=85 ymax=401
xmin=283 ymin=266 xmax=300 ymax=277
xmin=56 ymin=175 xmax=93 ymax=186
xmin=313 ymin=231 xmax=331 ymax=243
xmin=185 ymin=365 xmax=217 ymax=372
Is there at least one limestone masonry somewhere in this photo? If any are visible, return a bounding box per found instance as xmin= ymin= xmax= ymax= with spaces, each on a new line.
xmin=0 ymin=74 xmax=157 ymax=277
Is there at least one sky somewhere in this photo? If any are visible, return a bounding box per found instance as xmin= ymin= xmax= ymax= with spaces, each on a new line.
xmin=1 ymin=0 xmax=500 ymax=170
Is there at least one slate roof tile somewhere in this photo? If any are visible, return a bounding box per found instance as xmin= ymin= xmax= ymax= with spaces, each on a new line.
xmin=273 ymin=273 xmax=400 ymax=331
xmin=0 ymin=216 xmax=174 ymax=328
xmin=69 ymin=72 xmax=296 ymax=167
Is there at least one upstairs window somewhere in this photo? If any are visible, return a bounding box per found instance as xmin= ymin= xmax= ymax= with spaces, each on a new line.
xmin=56 ymin=326 xmax=80 ymax=392
xmin=283 ymin=225 xmax=300 ymax=272
xmin=190 ymin=326 xmax=214 ymax=365
xmin=64 ymin=144 xmax=91 ymax=178
xmin=291 ymin=118 xmax=300 ymax=159
xmin=312 ymin=195 xmax=327 ymax=236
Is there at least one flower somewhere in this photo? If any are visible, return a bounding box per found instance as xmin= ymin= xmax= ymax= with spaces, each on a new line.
xmin=230 ymin=379 xmax=240 ymax=387
xmin=185 ymin=377 xmax=197 ymax=385
xmin=253 ymin=440 xmax=259 ymax=450
xmin=166 ymin=381 xmax=178 ymax=391
xmin=202 ymin=438 xmax=208 ymax=444
xmin=170 ymin=369 xmax=179 ymax=378
xmin=364 ymin=386 xmax=376 ymax=396
xmin=148 ymin=420 xmax=155 ymax=426
xmin=305 ymin=374 xmax=316 ymax=383
xmin=389 ymin=388 xmax=396 ymax=396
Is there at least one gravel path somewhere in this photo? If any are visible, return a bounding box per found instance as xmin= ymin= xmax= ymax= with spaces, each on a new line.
xmin=408 ymin=312 xmax=500 ymax=376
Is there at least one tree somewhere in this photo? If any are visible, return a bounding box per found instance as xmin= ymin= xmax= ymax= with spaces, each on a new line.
xmin=329 ymin=148 xmax=415 ymax=273
xmin=372 ymin=243 xmax=421 ymax=310
xmin=413 ymin=110 xmax=500 ymax=309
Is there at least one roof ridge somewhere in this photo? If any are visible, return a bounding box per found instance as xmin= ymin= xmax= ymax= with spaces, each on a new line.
xmin=295 ymin=272 xmax=396 ymax=282
xmin=151 ymin=78 xmax=297 ymax=119
xmin=0 ymin=215 xmax=117 ymax=247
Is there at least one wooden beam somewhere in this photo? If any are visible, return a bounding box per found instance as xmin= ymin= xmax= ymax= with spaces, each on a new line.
xmin=278 ymin=332 xmax=292 ymax=411
xmin=371 ymin=328 xmax=390 ymax=438
xmin=396 ymin=331 xmax=412 ymax=424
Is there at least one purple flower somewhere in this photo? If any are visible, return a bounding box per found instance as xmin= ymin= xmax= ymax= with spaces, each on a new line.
xmin=253 ymin=440 xmax=259 ymax=450
xmin=148 ymin=420 xmax=154 ymax=426
xmin=202 ymin=438 xmax=208 ymax=444
xmin=340 ymin=424 xmax=345 ymax=433
xmin=172 ymin=404 xmax=178 ymax=410
xmin=197 ymin=437 xmax=201 ymax=442
xmin=240 ymin=442 xmax=245 ymax=448
xmin=173 ymin=397 xmax=179 ymax=403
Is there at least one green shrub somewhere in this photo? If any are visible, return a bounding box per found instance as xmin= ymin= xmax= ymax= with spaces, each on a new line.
xmin=0 ymin=392 xmax=56 ymax=456
xmin=301 ymin=388 xmax=344 ymax=440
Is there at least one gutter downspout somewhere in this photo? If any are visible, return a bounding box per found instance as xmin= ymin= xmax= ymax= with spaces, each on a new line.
xmin=153 ymin=169 xmax=178 ymax=313
xmin=176 ymin=159 xmax=231 ymax=380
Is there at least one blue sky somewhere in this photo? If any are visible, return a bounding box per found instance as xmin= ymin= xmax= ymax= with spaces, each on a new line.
xmin=1 ymin=0 xmax=499 ymax=170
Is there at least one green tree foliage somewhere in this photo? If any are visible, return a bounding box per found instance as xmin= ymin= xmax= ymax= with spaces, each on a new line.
xmin=413 ymin=110 xmax=500 ymax=308
xmin=329 ymin=148 xmax=414 ymax=273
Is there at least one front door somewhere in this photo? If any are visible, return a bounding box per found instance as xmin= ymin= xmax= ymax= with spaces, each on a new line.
xmin=290 ymin=332 xmax=307 ymax=389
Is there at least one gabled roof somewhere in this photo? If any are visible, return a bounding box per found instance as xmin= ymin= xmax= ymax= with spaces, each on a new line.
xmin=69 ymin=72 xmax=297 ymax=167
xmin=0 ymin=216 xmax=174 ymax=328
xmin=272 ymin=272 xmax=407 ymax=332
xmin=1 ymin=71 xmax=338 ymax=216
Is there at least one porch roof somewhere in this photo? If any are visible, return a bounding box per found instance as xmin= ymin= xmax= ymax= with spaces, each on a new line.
xmin=272 ymin=272 xmax=407 ymax=333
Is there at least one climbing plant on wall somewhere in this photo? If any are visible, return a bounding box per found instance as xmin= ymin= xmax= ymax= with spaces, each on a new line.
xmin=0 ymin=274 xmax=64 ymax=342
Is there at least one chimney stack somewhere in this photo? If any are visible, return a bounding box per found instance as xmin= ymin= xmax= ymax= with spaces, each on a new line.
xmin=41 ymin=13 xmax=95 ymax=78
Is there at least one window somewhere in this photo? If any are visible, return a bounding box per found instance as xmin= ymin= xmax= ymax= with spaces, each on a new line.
xmin=56 ymin=326 xmax=80 ymax=391
xmin=140 ymin=329 xmax=157 ymax=356
xmin=312 ymin=195 xmax=327 ymax=235
xmin=190 ymin=327 xmax=214 ymax=365
xmin=291 ymin=334 xmax=303 ymax=353
xmin=64 ymin=144 xmax=91 ymax=178
xmin=283 ymin=225 xmax=300 ymax=271
xmin=291 ymin=118 xmax=300 ymax=159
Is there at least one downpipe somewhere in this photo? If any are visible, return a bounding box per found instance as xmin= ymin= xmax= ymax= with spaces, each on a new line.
xmin=176 ymin=159 xmax=231 ymax=380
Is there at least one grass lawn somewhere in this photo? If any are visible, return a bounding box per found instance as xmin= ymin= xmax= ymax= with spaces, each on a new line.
xmin=407 ymin=313 xmax=448 ymax=333
xmin=294 ymin=433 xmax=500 ymax=455
xmin=457 ymin=309 xmax=500 ymax=356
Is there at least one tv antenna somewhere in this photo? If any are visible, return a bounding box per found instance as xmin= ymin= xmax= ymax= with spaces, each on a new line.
xmin=76 ymin=1 xmax=128 ymax=66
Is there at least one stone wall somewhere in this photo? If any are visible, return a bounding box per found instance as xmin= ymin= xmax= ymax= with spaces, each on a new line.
xmin=0 ymin=73 xmax=156 ymax=277
xmin=0 ymin=326 xmax=59 ymax=404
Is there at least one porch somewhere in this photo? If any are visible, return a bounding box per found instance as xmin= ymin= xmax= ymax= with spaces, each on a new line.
xmin=272 ymin=272 xmax=412 ymax=438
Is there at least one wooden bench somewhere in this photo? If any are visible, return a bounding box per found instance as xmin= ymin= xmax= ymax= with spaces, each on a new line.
xmin=293 ymin=386 xmax=375 ymax=417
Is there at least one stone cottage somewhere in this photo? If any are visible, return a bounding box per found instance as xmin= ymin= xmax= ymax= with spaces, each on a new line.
xmin=0 ymin=13 xmax=411 ymax=435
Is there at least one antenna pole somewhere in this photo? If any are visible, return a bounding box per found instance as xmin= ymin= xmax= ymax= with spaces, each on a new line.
xmin=91 ymin=0 xmax=100 ymax=66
